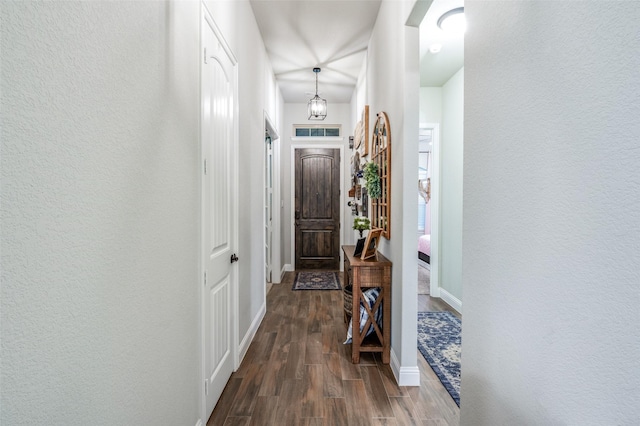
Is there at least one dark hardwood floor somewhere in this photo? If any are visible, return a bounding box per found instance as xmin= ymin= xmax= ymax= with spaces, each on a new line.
xmin=208 ymin=271 xmax=460 ymax=425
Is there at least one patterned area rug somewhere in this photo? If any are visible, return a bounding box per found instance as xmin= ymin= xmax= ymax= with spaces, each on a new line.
xmin=417 ymin=311 xmax=461 ymax=406
xmin=292 ymin=271 xmax=341 ymax=290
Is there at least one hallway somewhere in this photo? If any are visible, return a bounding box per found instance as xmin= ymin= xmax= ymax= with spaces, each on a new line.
xmin=208 ymin=272 xmax=460 ymax=425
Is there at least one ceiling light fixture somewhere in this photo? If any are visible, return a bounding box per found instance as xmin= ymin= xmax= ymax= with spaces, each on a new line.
xmin=437 ymin=7 xmax=465 ymax=34
xmin=307 ymin=67 xmax=327 ymax=120
xmin=429 ymin=43 xmax=442 ymax=54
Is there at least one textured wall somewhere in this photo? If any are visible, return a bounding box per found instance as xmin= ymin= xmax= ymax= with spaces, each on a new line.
xmin=1 ymin=2 xmax=201 ymax=424
xmin=462 ymin=2 xmax=640 ymax=424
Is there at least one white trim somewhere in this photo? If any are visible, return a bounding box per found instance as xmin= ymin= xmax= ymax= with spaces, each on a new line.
xmin=391 ymin=349 xmax=420 ymax=386
xmin=230 ymin=33 xmax=240 ymax=372
xmin=238 ymin=301 xmax=266 ymax=364
xmin=280 ymin=265 xmax=288 ymax=281
xmin=439 ymin=288 xmax=462 ymax=314
xmin=291 ymin=136 xmax=344 ymax=142
xmin=265 ymin=111 xmax=281 ymax=284
xmin=272 ymin=136 xmax=282 ymax=283
xmin=420 ymin=123 xmax=441 ymax=298
xmin=202 ymin=3 xmax=237 ymax=65
xmin=418 ymin=258 xmax=430 ymax=270
xmin=195 ymin=420 xmax=203 ymax=426
xmin=283 ymin=264 xmax=294 ymax=272
xmin=198 ymin=7 xmax=204 ymax=422
xmin=290 ymin=143 xmax=345 ymax=270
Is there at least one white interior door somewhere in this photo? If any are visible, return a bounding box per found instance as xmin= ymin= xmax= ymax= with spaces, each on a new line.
xmin=265 ymin=135 xmax=273 ymax=283
xmin=201 ymin=9 xmax=237 ymax=420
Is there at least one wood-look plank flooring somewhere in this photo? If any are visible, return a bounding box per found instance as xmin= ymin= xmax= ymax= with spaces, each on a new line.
xmin=209 ymin=271 xmax=460 ymax=425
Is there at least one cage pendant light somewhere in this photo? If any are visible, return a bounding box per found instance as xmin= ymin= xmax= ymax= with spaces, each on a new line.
xmin=307 ymin=67 xmax=327 ymax=120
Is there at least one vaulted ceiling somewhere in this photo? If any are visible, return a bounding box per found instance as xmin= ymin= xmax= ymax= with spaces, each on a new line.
xmin=250 ymin=0 xmax=464 ymax=104
xmin=250 ymin=0 xmax=382 ymax=104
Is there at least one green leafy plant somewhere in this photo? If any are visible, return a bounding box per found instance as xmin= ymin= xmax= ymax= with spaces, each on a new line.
xmin=363 ymin=162 xmax=381 ymax=199
xmin=353 ymin=217 xmax=370 ymax=238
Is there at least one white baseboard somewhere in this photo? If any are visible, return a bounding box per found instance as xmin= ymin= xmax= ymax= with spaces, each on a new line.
xmin=390 ymin=349 xmax=420 ymax=386
xmin=271 ymin=269 xmax=281 ymax=284
xmin=237 ymin=301 xmax=266 ymax=366
xmin=283 ymin=263 xmax=294 ymax=272
xmin=439 ymin=288 xmax=462 ymax=314
xmin=418 ymin=258 xmax=431 ymax=270
xmin=280 ymin=264 xmax=289 ymax=281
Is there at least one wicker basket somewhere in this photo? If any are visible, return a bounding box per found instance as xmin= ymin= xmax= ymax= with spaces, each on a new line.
xmin=343 ymin=285 xmax=353 ymax=317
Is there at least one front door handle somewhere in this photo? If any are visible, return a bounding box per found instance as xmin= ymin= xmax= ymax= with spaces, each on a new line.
xmin=230 ymin=253 xmax=239 ymax=263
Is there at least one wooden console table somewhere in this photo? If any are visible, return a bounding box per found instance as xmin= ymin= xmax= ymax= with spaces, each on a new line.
xmin=342 ymin=245 xmax=392 ymax=364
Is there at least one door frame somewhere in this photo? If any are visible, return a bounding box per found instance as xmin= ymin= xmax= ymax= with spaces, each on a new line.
xmin=264 ymin=111 xmax=280 ymax=283
xmin=290 ymin=142 xmax=344 ymax=270
xmin=419 ymin=123 xmax=441 ymax=297
xmin=199 ymin=4 xmax=239 ymax=423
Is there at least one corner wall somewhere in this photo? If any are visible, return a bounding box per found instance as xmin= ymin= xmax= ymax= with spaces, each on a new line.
xmin=462 ymin=2 xmax=640 ymax=423
xmin=364 ymin=0 xmax=420 ymax=384
xmin=1 ymin=2 xmax=201 ymax=424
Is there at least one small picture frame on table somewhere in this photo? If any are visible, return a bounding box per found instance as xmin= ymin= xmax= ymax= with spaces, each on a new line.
xmin=353 ymin=237 xmax=366 ymax=257
xmin=361 ymin=228 xmax=382 ymax=260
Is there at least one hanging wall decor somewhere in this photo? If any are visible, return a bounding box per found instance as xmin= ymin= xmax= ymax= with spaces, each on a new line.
xmin=359 ymin=105 xmax=369 ymax=157
xmin=370 ymin=111 xmax=391 ymax=239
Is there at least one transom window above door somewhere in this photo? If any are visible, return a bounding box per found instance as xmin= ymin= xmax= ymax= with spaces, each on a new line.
xmin=293 ymin=125 xmax=341 ymax=137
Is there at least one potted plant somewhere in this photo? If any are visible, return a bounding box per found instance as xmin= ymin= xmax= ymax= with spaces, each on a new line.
xmin=353 ymin=216 xmax=370 ymax=238
xmin=363 ymin=162 xmax=381 ymax=199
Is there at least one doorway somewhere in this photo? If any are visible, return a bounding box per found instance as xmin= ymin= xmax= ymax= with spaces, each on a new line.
xmin=265 ymin=134 xmax=273 ymax=283
xmin=418 ymin=124 xmax=440 ymax=297
xmin=264 ymin=113 xmax=280 ymax=284
xmin=293 ymin=148 xmax=341 ymax=270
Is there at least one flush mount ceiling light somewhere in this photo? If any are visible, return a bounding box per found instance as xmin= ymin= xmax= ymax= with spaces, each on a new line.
xmin=437 ymin=7 xmax=465 ymax=34
xmin=307 ymin=67 xmax=327 ymax=120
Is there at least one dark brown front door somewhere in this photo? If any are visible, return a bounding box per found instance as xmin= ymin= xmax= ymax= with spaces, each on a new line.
xmin=295 ymin=148 xmax=340 ymax=270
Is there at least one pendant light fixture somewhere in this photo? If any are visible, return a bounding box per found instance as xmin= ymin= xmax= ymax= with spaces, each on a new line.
xmin=307 ymin=67 xmax=327 ymax=120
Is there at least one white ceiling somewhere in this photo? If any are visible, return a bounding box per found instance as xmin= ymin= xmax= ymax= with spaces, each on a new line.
xmin=250 ymin=0 xmax=464 ymax=104
xmin=419 ymin=0 xmax=464 ymax=87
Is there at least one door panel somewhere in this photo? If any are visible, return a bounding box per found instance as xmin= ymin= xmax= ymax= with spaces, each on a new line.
xmin=265 ymin=136 xmax=273 ymax=283
xmin=295 ymin=148 xmax=340 ymax=270
xmin=202 ymin=10 xmax=236 ymax=420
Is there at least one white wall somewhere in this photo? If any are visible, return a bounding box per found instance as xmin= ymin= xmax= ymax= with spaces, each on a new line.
xmin=281 ymin=103 xmax=353 ymax=269
xmin=363 ymin=0 xmax=420 ymax=385
xmin=1 ymin=2 xmax=201 ymax=424
xmin=419 ymin=87 xmax=442 ymax=124
xmin=440 ymin=68 xmax=464 ymax=303
xmin=2 ymin=1 xmax=283 ymax=423
xmin=462 ymin=2 xmax=640 ymax=424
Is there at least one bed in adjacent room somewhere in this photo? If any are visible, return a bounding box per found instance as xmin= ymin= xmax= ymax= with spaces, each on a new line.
xmin=418 ymin=234 xmax=431 ymax=264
